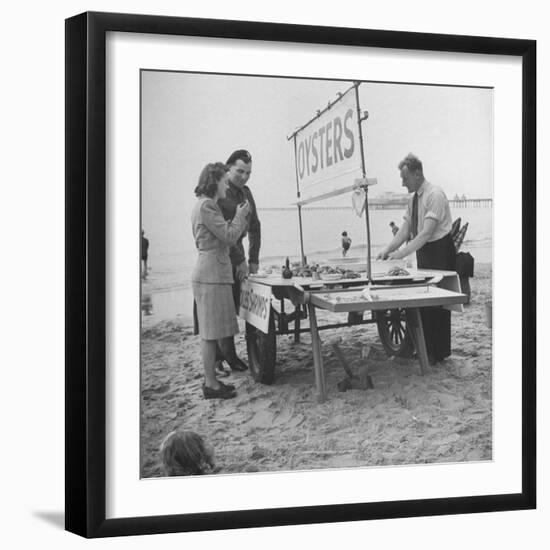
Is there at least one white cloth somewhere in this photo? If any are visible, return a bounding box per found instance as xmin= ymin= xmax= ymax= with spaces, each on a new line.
xmin=351 ymin=188 xmax=366 ymax=217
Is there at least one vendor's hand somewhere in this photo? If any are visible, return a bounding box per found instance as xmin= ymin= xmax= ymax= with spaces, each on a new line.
xmin=388 ymin=250 xmax=404 ymax=260
xmin=249 ymin=262 xmax=259 ymax=274
xmin=236 ymin=200 xmax=250 ymax=217
xmin=376 ymin=249 xmax=389 ymax=260
xmin=235 ymin=261 xmax=249 ymax=282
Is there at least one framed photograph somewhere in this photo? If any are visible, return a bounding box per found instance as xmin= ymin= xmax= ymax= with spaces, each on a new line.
xmin=65 ymin=11 xmax=536 ymax=538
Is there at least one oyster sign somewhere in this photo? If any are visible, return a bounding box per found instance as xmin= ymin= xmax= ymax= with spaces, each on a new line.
xmin=293 ymin=86 xmax=362 ymax=204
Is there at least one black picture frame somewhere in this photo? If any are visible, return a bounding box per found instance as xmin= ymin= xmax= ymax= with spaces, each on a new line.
xmin=65 ymin=11 xmax=536 ymax=538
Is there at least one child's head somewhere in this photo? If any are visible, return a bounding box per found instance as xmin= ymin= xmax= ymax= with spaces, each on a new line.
xmin=342 ymin=231 xmax=348 ymax=237
xmin=160 ymin=430 xmax=215 ymax=476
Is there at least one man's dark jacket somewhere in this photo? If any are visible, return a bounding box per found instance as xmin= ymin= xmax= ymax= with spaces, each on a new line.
xmin=217 ymin=182 xmax=261 ymax=267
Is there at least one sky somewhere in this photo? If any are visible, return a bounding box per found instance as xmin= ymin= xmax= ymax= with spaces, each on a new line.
xmin=141 ymin=70 xmax=492 ymax=244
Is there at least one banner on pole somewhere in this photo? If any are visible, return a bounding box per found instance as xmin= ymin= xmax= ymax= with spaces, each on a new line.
xmin=292 ymin=85 xmax=363 ymax=205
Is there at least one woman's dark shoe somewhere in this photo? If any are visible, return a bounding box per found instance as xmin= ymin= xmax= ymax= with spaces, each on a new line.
xmin=218 ymin=379 xmax=235 ymax=391
xmin=229 ymin=356 xmax=248 ymax=372
xmin=202 ymin=376 xmax=235 ymax=391
xmin=202 ymin=383 xmax=236 ymax=400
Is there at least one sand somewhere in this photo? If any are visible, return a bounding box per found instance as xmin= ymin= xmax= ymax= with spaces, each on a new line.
xmin=140 ymin=264 xmax=492 ymax=477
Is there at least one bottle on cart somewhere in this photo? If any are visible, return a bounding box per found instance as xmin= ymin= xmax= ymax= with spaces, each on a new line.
xmin=311 ymin=264 xmax=320 ymax=280
xmin=282 ymin=257 xmax=293 ymax=279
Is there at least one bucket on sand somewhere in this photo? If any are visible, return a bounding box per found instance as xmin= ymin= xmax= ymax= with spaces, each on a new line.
xmin=484 ymin=301 xmax=492 ymax=328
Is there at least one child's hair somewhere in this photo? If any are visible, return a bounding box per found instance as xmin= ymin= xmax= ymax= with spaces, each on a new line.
xmin=342 ymin=231 xmax=348 ymax=237
xmin=160 ymin=430 xmax=215 ymax=476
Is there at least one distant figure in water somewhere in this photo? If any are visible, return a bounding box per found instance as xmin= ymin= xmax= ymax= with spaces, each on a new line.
xmin=160 ymin=430 xmax=215 ymax=476
xmin=141 ymin=230 xmax=149 ymax=279
xmin=389 ymin=221 xmax=399 ymax=236
xmin=141 ymin=293 xmax=153 ymax=316
xmin=341 ymin=231 xmax=352 ymax=257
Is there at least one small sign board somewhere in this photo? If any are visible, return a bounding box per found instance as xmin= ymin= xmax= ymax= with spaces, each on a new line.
xmin=354 ymin=177 xmax=378 ymax=187
xmin=239 ymin=280 xmax=272 ymax=333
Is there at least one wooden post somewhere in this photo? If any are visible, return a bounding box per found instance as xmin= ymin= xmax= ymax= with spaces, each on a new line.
xmin=294 ymin=305 xmax=301 ymax=343
xmin=307 ymin=302 xmax=326 ymax=403
xmin=354 ymin=83 xmax=372 ymax=282
xmin=405 ymin=308 xmax=429 ymax=375
xmin=292 ymin=135 xmax=306 ymax=265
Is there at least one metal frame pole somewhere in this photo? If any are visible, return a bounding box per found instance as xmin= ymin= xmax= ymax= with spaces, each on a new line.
xmin=292 ymin=134 xmax=306 ymax=265
xmin=354 ymin=82 xmax=372 ymax=282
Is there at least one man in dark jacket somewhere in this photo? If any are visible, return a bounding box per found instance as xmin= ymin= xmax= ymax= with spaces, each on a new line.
xmin=216 ymin=149 xmax=261 ymax=371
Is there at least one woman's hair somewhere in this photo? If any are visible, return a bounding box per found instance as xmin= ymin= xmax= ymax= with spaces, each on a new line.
xmin=194 ymin=162 xmax=228 ymax=198
xmin=160 ymin=430 xmax=215 ymax=476
xmin=342 ymin=231 xmax=348 ymax=236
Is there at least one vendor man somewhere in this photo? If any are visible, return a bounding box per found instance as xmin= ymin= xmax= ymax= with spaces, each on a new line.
xmin=376 ymin=153 xmax=455 ymax=364
xmin=216 ymin=149 xmax=261 ymax=371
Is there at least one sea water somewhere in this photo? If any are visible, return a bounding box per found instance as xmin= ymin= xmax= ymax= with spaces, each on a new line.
xmin=141 ymin=204 xmax=492 ymax=322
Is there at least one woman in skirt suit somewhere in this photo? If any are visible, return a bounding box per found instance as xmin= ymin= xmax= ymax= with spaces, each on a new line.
xmin=191 ymin=162 xmax=250 ymax=399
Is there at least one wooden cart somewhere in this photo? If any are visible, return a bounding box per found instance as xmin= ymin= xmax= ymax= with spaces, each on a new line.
xmin=241 ymin=269 xmax=467 ymax=402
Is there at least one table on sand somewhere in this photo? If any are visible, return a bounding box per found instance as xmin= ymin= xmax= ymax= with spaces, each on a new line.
xmin=246 ymin=269 xmax=467 ymax=402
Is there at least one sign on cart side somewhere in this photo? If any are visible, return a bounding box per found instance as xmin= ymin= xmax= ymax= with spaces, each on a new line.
xmin=239 ymin=280 xmax=272 ymax=333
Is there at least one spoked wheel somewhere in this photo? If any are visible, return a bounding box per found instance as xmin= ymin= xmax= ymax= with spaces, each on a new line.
xmin=376 ymin=308 xmax=415 ymax=357
xmin=245 ymin=308 xmax=277 ymax=384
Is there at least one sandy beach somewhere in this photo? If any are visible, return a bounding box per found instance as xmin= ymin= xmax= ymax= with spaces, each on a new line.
xmin=140 ymin=263 xmax=492 ymax=478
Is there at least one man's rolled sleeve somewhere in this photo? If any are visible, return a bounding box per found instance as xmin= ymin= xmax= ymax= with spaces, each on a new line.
xmin=424 ymin=192 xmax=446 ymax=223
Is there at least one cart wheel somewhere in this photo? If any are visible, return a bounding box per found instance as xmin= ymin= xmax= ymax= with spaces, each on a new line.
xmin=246 ymin=308 xmax=276 ymax=384
xmin=376 ymin=308 xmax=415 ymax=357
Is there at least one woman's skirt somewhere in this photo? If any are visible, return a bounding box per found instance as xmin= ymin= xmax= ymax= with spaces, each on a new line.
xmin=192 ymin=281 xmax=239 ymax=340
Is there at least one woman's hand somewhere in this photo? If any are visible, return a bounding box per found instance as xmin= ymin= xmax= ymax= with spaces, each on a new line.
xmin=388 ymin=250 xmax=404 ymax=260
xmin=236 ymin=200 xmax=250 ymax=217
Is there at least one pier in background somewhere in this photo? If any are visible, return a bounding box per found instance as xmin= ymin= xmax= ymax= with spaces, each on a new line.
xmin=259 ymin=198 xmax=493 ymax=212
